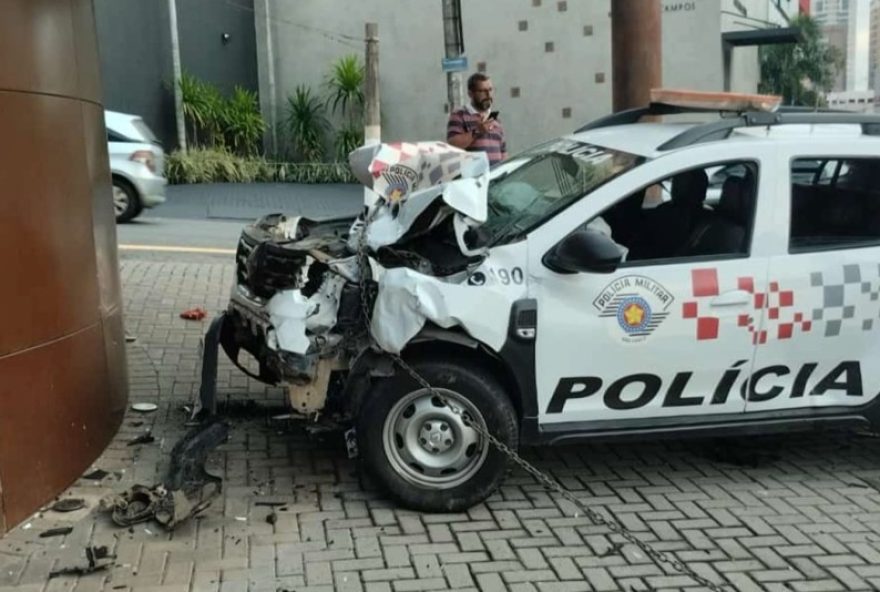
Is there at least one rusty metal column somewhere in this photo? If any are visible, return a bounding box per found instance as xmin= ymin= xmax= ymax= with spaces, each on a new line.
xmin=0 ymin=0 xmax=128 ymax=533
xmin=611 ymin=0 xmax=662 ymax=112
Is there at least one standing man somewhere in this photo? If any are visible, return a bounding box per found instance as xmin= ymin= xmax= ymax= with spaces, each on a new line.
xmin=446 ymin=72 xmax=508 ymax=165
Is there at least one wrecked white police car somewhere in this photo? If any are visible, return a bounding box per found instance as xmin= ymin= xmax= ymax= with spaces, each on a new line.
xmin=198 ymin=94 xmax=880 ymax=511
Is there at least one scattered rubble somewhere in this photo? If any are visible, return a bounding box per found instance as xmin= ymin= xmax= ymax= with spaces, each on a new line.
xmin=180 ymin=307 xmax=207 ymax=321
xmin=99 ymin=419 xmax=228 ymax=529
xmin=51 ymin=498 xmax=86 ymax=513
xmin=48 ymin=546 xmax=114 ymax=578
xmin=126 ymin=432 xmax=156 ymax=446
xmin=39 ymin=527 xmax=73 ymax=538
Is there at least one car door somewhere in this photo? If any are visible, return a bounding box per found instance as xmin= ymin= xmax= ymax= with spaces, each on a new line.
xmin=526 ymin=146 xmax=773 ymax=432
xmin=746 ymin=147 xmax=880 ymax=415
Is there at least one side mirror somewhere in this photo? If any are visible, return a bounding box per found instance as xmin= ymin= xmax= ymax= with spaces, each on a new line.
xmin=543 ymin=229 xmax=623 ymax=274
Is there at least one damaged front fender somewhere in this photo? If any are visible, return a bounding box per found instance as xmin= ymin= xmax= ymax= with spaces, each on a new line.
xmin=370 ymin=266 xmax=514 ymax=354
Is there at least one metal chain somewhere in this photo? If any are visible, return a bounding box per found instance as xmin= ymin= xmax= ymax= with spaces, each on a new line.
xmin=354 ymin=209 xmax=727 ymax=591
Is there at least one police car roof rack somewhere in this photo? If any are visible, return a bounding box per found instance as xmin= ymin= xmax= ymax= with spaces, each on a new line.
xmin=575 ymin=89 xmax=787 ymax=133
xmin=574 ymin=101 xmax=850 ymax=135
xmin=657 ymin=111 xmax=880 ymax=151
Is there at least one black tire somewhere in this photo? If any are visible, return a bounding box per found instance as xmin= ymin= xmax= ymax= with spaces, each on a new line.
xmin=113 ymin=177 xmax=140 ymax=223
xmin=357 ymin=357 xmax=518 ymax=512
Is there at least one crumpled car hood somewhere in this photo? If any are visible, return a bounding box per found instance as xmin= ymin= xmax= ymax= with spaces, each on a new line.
xmin=238 ymin=142 xmax=516 ymax=362
xmin=349 ymin=141 xmax=491 ymax=255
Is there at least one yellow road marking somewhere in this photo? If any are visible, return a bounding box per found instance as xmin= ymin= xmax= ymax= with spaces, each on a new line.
xmin=119 ymin=244 xmax=236 ymax=255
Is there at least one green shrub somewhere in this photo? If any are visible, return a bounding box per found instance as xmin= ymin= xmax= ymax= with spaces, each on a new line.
xmin=179 ymin=72 xmax=266 ymax=156
xmin=224 ymin=87 xmax=266 ymax=156
xmin=285 ymin=85 xmax=330 ymax=162
xmin=165 ymin=148 xmax=357 ymax=185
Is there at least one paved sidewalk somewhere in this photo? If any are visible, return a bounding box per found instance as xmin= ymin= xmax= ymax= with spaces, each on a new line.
xmin=3 ymin=251 xmax=880 ymax=592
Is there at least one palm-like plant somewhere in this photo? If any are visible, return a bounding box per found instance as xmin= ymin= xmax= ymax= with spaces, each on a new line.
xmin=285 ymin=85 xmax=329 ymax=162
xmin=325 ymin=54 xmax=365 ymax=119
xmin=325 ymin=55 xmax=365 ymax=162
xmin=180 ymin=71 xmax=209 ymax=145
xmin=224 ymin=86 xmax=266 ymax=155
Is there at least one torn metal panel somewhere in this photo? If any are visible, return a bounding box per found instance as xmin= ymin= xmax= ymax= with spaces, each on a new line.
xmin=288 ymin=356 xmax=344 ymax=414
xmin=264 ymin=271 xmax=346 ymax=354
xmin=370 ymin=266 xmax=516 ymax=354
xmin=349 ymin=142 xmax=491 ymax=252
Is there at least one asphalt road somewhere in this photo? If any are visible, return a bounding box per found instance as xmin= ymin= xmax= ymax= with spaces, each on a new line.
xmin=116 ymin=182 xmax=363 ymax=251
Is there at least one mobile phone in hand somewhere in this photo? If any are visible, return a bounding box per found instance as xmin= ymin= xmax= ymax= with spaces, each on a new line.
xmin=488 ymin=111 xmax=500 ymax=121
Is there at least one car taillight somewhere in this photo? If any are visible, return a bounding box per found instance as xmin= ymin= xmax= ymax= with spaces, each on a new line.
xmin=130 ymin=150 xmax=156 ymax=173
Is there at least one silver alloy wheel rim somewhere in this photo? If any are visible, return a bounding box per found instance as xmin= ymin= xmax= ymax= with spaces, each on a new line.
xmin=382 ymin=388 xmax=489 ymax=489
xmin=113 ymin=185 xmax=130 ymax=216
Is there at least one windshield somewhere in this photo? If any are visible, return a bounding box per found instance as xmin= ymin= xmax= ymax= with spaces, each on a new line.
xmin=481 ymin=139 xmax=643 ymax=245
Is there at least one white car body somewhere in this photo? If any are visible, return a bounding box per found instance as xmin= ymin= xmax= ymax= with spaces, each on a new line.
xmin=215 ymin=104 xmax=880 ymax=510
xmin=105 ymin=110 xmax=167 ymax=221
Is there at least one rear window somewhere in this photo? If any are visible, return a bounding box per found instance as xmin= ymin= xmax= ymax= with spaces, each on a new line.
xmin=107 ymin=129 xmax=133 ymax=143
xmin=790 ymin=157 xmax=880 ymax=252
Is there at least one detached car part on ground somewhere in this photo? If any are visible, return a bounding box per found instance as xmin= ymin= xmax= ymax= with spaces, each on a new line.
xmin=196 ymin=92 xmax=880 ymax=512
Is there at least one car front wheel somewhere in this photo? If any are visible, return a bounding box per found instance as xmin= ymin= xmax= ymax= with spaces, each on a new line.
xmin=357 ymin=358 xmax=518 ymax=512
xmin=113 ymin=178 xmax=140 ymax=223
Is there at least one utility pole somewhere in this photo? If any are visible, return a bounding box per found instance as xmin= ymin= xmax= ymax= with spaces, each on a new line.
xmin=611 ymin=0 xmax=661 ymax=112
xmin=442 ymin=0 xmax=465 ymax=111
xmin=364 ymin=22 xmax=381 ymax=146
xmin=262 ymin=0 xmax=278 ymax=155
xmin=168 ymin=0 xmax=187 ymax=152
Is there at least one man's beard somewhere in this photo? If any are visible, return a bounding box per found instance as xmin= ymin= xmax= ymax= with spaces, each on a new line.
xmin=474 ymin=98 xmax=492 ymax=111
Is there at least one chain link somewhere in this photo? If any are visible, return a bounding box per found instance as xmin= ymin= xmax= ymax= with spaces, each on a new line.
xmin=353 ymin=211 xmax=727 ymax=592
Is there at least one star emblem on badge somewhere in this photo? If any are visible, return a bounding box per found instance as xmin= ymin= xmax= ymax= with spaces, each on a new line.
xmin=623 ymin=302 xmax=645 ymax=327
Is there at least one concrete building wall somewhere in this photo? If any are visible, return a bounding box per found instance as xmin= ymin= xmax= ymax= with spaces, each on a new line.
xmin=663 ymin=1 xmax=724 ymax=92
xmin=257 ymin=0 xmax=611 ymax=156
xmin=94 ymin=0 xmax=259 ymax=149
xmin=825 ymin=24 xmax=850 ymax=90
xmin=256 ymin=0 xmax=787 ymax=154
xmin=826 ymin=88 xmax=878 ymax=109
xmin=870 ymin=0 xmax=880 ymax=89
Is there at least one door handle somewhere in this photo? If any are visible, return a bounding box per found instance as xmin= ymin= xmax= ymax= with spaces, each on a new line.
xmin=710 ymin=290 xmax=751 ymax=307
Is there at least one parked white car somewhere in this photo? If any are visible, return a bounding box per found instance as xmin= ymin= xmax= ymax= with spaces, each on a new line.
xmin=105 ymin=110 xmax=167 ymax=222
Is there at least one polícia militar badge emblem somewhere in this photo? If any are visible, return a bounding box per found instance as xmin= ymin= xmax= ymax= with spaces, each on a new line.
xmin=592 ymin=275 xmax=675 ymax=343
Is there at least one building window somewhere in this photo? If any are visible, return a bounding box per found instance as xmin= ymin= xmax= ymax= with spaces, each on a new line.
xmin=518 ymin=20 xmax=528 ymax=31
xmin=532 ymin=0 xmax=541 ymax=6
xmin=477 ymin=61 xmax=487 ymax=73
xmin=595 ymin=72 xmax=606 ymax=83
xmin=562 ymin=107 xmax=572 ymax=118
xmin=558 ymin=1 xmax=568 ymax=11
xmin=511 ymin=87 xmax=521 ymax=98
xmin=545 ymin=41 xmax=555 ymax=52
xmin=583 ymin=25 xmax=594 ymax=36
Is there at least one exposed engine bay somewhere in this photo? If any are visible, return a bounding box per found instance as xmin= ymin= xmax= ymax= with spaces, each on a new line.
xmin=215 ymin=142 xmax=516 ymax=418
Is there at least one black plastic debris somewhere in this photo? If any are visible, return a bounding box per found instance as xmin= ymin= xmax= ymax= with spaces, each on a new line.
xmin=49 ymin=546 xmax=115 ymax=578
xmin=266 ymin=513 xmax=277 ymax=526
xmin=39 ymin=527 xmax=73 ymax=538
xmin=82 ymin=469 xmax=109 ymax=481
xmin=127 ymin=432 xmax=156 ymax=446
xmin=100 ymin=419 xmax=228 ymax=529
xmin=599 ymin=542 xmax=624 ymax=558
xmin=51 ymin=498 xmax=86 ymax=513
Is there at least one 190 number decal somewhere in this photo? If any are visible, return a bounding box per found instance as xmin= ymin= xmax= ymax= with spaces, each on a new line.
xmin=468 ymin=267 xmax=524 ymax=286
